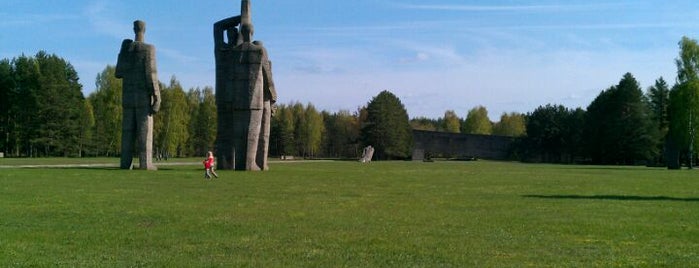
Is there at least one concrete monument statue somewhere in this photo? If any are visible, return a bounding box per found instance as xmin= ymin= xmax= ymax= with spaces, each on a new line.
xmin=360 ymin=146 xmax=375 ymax=163
xmin=115 ymin=20 xmax=161 ymax=170
xmin=214 ymin=0 xmax=277 ymax=171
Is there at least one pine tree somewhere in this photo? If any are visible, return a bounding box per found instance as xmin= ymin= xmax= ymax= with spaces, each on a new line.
xmin=361 ymin=90 xmax=413 ymax=160
xmin=0 ymin=59 xmax=15 ymax=154
xmin=585 ymin=73 xmax=657 ymax=164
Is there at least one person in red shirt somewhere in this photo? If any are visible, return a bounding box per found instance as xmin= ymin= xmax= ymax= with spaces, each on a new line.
xmin=203 ymin=151 xmax=219 ymax=179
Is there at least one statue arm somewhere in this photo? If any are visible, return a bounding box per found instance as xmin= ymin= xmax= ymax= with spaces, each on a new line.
xmin=262 ymin=54 xmax=277 ymax=104
xmin=115 ymin=39 xmax=132 ymax=78
xmin=147 ymin=46 xmax=161 ymax=113
xmin=214 ymin=16 xmax=241 ymax=47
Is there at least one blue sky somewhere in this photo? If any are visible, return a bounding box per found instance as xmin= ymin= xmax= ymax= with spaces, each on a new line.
xmin=2 ymin=1 xmax=699 ymax=120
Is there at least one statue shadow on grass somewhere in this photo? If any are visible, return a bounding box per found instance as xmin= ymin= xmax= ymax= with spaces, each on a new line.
xmin=54 ymin=166 xmax=176 ymax=171
xmin=523 ymin=194 xmax=699 ymax=202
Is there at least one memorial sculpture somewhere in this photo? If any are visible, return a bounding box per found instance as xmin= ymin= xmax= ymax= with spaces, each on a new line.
xmin=214 ymin=0 xmax=277 ymax=171
xmin=360 ymin=146 xmax=375 ymax=163
xmin=115 ymin=20 xmax=161 ymax=170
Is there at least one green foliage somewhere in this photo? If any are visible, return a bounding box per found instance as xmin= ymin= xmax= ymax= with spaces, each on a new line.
xmin=2 ymin=161 xmax=698 ymax=266
xmin=187 ymin=87 xmax=217 ymax=157
xmin=88 ymin=66 xmax=122 ymax=156
xmin=1 ymin=52 xmax=88 ymax=157
xmin=647 ymin=77 xmax=671 ymax=133
xmin=461 ymin=106 xmax=492 ymax=135
xmin=361 ymin=90 xmax=413 ymax=160
xmin=154 ymin=76 xmax=191 ymax=157
xmin=12 ymin=55 xmax=41 ymax=156
xmin=676 ymin=36 xmax=699 ymax=84
xmin=442 ymin=110 xmax=461 ymax=133
xmin=646 ymin=77 xmax=671 ymax=165
xmin=493 ymin=112 xmax=526 ymax=137
xmin=669 ymin=36 xmax=699 ymax=168
xmin=79 ymin=100 xmax=95 ymax=157
xmin=584 ymin=73 xmax=658 ymax=164
xmin=0 ymin=59 xmax=16 ymax=154
xmin=410 ymin=117 xmax=438 ymax=131
xmin=270 ymin=102 xmax=326 ymax=158
xmin=301 ymin=104 xmax=325 ymax=157
xmin=522 ymin=104 xmax=585 ymax=163
xmin=322 ymin=109 xmax=360 ymax=158
xmin=270 ymin=103 xmax=296 ymax=156
xmin=668 ymin=82 xmax=699 ymax=153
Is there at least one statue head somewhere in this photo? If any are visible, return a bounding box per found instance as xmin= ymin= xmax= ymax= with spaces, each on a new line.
xmin=240 ymin=22 xmax=254 ymax=43
xmin=133 ymin=20 xmax=146 ymax=41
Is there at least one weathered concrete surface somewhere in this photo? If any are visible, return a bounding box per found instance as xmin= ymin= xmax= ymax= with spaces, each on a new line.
xmin=214 ymin=0 xmax=277 ymax=171
xmin=412 ymin=130 xmax=514 ymax=160
xmin=115 ymin=20 xmax=161 ymax=170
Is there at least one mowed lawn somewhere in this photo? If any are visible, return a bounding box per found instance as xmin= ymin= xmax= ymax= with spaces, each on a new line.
xmin=1 ymin=160 xmax=698 ymax=267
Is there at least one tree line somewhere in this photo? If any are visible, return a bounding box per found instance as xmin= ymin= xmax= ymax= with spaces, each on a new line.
xmin=0 ymin=52 xmax=414 ymax=160
xmin=513 ymin=37 xmax=699 ymax=168
xmin=2 ymin=36 xmax=699 ymax=167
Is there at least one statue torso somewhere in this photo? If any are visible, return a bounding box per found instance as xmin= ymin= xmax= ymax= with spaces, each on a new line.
xmin=218 ymin=42 xmax=265 ymax=110
xmin=117 ymin=41 xmax=155 ymax=108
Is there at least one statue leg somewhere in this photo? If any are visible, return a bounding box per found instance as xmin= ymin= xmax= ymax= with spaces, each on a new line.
xmin=216 ymin=104 xmax=234 ymax=170
xmin=137 ymin=109 xmax=156 ymax=170
xmin=246 ymin=109 xmax=263 ymax=171
xmin=256 ymin=101 xmax=271 ymax=170
xmin=120 ymin=108 xmax=135 ymax=169
xmin=232 ymin=110 xmax=251 ymax=170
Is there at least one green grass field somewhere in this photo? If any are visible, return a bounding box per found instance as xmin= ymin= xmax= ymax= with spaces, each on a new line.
xmin=1 ymin=160 xmax=698 ymax=267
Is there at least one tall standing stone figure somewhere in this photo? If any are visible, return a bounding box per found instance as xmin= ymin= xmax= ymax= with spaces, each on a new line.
xmin=115 ymin=20 xmax=161 ymax=170
xmin=214 ymin=0 xmax=277 ymax=171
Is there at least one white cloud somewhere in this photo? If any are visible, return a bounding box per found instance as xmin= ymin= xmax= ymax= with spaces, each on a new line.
xmin=273 ymin=45 xmax=677 ymax=120
xmin=84 ymin=0 xmax=126 ymax=39
xmin=397 ymin=3 xmax=630 ymax=12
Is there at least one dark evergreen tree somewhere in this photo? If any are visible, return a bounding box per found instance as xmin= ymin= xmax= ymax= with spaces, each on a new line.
xmin=361 ymin=90 xmax=413 ymax=160
xmin=34 ymin=51 xmax=86 ymax=156
xmin=584 ymin=73 xmax=657 ymax=164
xmin=0 ymin=59 xmax=15 ymax=154
xmin=519 ymin=105 xmax=585 ymax=163
xmin=647 ymin=77 xmax=671 ymax=165
xmin=12 ymin=55 xmax=41 ymax=156
xmin=523 ymin=104 xmax=568 ymax=163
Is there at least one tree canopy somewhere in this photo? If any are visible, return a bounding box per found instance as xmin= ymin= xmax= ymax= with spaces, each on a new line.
xmin=584 ymin=73 xmax=658 ymax=164
xmin=493 ymin=112 xmax=526 ymax=137
xmin=668 ymin=36 xmax=699 ymax=168
xmin=462 ymin=106 xmax=492 ymax=135
xmin=361 ymin=90 xmax=413 ymax=160
xmin=443 ymin=110 xmax=461 ymax=133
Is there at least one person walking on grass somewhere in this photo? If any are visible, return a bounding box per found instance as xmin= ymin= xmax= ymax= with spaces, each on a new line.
xmin=203 ymin=151 xmax=219 ymax=179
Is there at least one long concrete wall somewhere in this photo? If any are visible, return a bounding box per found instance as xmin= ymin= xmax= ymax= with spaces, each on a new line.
xmin=412 ymin=130 xmax=514 ymax=160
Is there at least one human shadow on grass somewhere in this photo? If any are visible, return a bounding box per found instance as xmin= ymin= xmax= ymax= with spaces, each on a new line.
xmin=523 ymin=194 xmax=699 ymax=202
